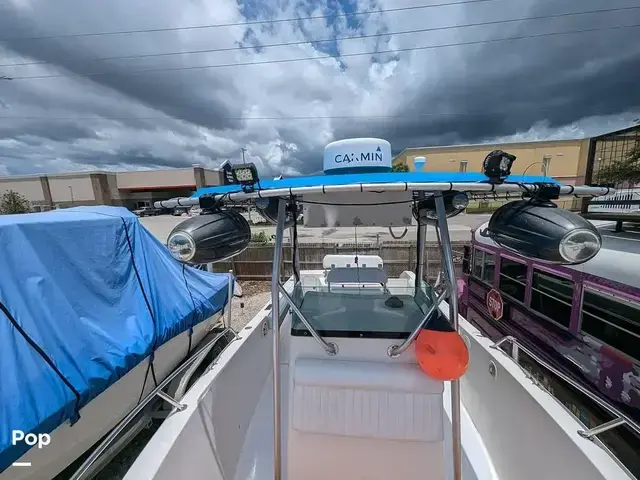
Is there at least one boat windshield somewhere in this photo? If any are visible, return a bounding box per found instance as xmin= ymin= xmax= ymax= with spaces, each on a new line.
xmin=290 ymin=279 xmax=437 ymax=339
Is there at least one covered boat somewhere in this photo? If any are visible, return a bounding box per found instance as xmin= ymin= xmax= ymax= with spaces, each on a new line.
xmin=0 ymin=206 xmax=232 ymax=478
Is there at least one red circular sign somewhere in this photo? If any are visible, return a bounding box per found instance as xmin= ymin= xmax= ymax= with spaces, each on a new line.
xmin=486 ymin=289 xmax=504 ymax=321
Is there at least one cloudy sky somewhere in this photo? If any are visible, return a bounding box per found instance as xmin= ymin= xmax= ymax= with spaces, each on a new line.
xmin=0 ymin=0 xmax=639 ymax=176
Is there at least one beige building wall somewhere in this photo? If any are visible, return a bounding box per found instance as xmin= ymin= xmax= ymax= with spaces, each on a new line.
xmin=106 ymin=173 xmax=121 ymax=202
xmin=116 ymin=169 xmax=196 ymax=189
xmin=204 ymin=169 xmax=223 ymax=186
xmin=0 ymin=177 xmax=45 ymax=202
xmin=393 ymin=139 xmax=590 ymax=186
xmin=49 ymin=176 xmax=96 ymax=203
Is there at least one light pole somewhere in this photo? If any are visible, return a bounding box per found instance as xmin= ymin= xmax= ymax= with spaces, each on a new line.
xmin=241 ymin=148 xmax=247 ymax=165
xmin=68 ymin=186 xmax=74 ymax=206
xmin=522 ymin=161 xmax=546 ymax=180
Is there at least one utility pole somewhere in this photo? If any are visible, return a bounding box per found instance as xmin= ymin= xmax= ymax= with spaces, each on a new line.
xmin=241 ymin=148 xmax=247 ymax=165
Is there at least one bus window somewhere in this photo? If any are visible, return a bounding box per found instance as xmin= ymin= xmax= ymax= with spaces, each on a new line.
xmin=472 ymin=249 xmax=483 ymax=278
xmin=581 ymin=290 xmax=640 ymax=360
xmin=531 ymin=270 xmax=573 ymax=328
xmin=462 ymin=246 xmax=470 ymax=275
xmin=472 ymin=249 xmax=495 ymax=284
xmin=499 ymin=258 xmax=527 ymax=302
xmin=483 ymin=253 xmax=495 ymax=284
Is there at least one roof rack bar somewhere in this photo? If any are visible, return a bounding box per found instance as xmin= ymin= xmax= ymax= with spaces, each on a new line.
xmin=491 ymin=335 xmax=640 ymax=438
xmin=154 ymin=183 xmax=612 ymax=209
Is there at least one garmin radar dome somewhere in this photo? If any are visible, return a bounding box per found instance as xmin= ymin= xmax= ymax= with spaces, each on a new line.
xmin=323 ymin=138 xmax=392 ymax=174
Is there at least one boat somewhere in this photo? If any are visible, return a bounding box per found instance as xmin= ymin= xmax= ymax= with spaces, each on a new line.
xmin=72 ymin=140 xmax=639 ymax=480
xmin=0 ymin=206 xmax=245 ymax=479
xmin=459 ymin=216 xmax=640 ymax=476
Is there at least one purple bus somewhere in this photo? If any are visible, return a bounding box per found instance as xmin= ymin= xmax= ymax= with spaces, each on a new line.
xmin=461 ymin=220 xmax=640 ymax=476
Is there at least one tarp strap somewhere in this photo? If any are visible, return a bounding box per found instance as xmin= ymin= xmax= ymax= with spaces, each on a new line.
xmin=136 ymin=355 xmax=159 ymax=404
xmin=120 ymin=218 xmax=158 ymax=352
xmin=121 ymin=218 xmax=160 ymax=390
xmin=0 ymin=299 xmax=82 ymax=422
xmin=182 ymin=263 xmax=198 ymax=356
xmin=137 ymin=360 xmax=152 ymax=404
xmin=150 ymin=355 xmax=158 ymax=386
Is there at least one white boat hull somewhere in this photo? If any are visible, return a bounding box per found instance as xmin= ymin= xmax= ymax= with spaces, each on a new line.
xmin=122 ymin=274 xmax=633 ymax=480
xmin=4 ymin=313 xmax=221 ymax=480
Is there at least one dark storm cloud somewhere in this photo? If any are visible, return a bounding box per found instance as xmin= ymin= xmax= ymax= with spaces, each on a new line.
xmin=0 ymin=33 xmax=242 ymax=132
xmin=0 ymin=0 xmax=639 ymax=176
xmin=343 ymin=0 xmax=640 ymax=150
xmin=70 ymin=149 xmax=197 ymax=170
xmin=0 ymin=121 xmax=98 ymax=142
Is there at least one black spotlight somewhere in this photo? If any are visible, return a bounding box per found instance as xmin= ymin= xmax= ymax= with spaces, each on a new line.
xmin=481 ymin=200 xmax=602 ymax=265
xmin=482 ymin=150 xmax=516 ymax=184
xmin=167 ymin=209 xmax=251 ymax=264
xmin=412 ymin=191 xmax=469 ymax=222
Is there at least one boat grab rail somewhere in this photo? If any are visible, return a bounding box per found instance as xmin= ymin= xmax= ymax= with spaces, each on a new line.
xmin=491 ymin=335 xmax=640 ymax=440
xmin=70 ymin=326 xmax=238 ymax=480
xmin=278 ymin=283 xmax=337 ymax=355
xmin=388 ymin=286 xmax=449 ymax=357
xmin=71 ymin=272 xmax=240 ymax=480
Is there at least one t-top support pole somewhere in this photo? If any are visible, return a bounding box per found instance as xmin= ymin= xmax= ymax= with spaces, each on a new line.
xmin=271 ymin=198 xmax=286 ymax=480
xmin=434 ymin=193 xmax=462 ymax=480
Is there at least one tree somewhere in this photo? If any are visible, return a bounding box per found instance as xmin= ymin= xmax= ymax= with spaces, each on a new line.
xmin=392 ymin=163 xmax=409 ymax=172
xmin=0 ymin=190 xmax=32 ymax=214
xmin=597 ymin=142 xmax=640 ymax=186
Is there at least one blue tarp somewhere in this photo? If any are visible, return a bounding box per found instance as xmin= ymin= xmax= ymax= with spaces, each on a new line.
xmin=193 ymin=171 xmax=561 ymax=197
xmin=0 ymin=206 xmax=231 ymax=471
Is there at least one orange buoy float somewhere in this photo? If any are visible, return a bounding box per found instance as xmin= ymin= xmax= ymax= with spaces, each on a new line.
xmin=415 ymin=312 xmax=469 ymax=381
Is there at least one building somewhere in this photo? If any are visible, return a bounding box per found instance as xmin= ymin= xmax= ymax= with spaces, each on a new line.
xmin=0 ymin=165 xmax=224 ymax=211
xmin=393 ymin=138 xmax=591 ymax=186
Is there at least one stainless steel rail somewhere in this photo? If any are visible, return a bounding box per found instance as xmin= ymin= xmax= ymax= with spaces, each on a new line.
xmin=278 ymin=283 xmax=337 ymax=355
xmin=271 ymin=198 xmax=285 ymax=480
xmin=492 ymin=335 xmax=640 ymax=439
xmin=435 ymin=193 xmax=463 ymax=480
xmin=154 ymin=183 xmax=612 ymax=209
xmin=71 ymin=273 xmax=238 ymax=480
xmin=388 ymin=287 xmax=449 ymax=357
xmin=70 ymin=326 xmax=236 ymax=480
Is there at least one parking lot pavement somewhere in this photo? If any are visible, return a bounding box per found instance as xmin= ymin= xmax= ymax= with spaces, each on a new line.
xmin=139 ymin=213 xmax=490 ymax=244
